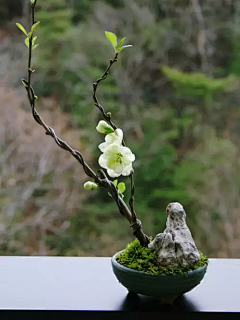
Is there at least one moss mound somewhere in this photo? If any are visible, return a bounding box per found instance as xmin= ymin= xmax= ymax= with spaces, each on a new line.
xmin=116 ymin=238 xmax=209 ymax=275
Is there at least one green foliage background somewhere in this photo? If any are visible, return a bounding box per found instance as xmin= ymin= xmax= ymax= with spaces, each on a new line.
xmin=1 ymin=0 xmax=240 ymax=257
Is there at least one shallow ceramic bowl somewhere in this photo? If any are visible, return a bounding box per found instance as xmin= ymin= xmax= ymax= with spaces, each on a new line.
xmin=111 ymin=251 xmax=208 ymax=303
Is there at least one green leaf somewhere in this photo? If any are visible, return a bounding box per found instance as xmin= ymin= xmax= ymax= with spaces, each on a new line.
xmin=33 ymin=44 xmax=39 ymax=50
xmin=30 ymin=0 xmax=35 ymax=3
xmin=105 ymin=127 xmax=114 ymax=134
xmin=113 ymin=179 xmax=118 ymax=187
xmin=16 ymin=23 xmax=28 ymax=36
xmin=118 ymin=45 xmax=132 ymax=52
xmin=32 ymin=36 xmax=37 ymax=45
xmin=32 ymin=21 xmax=40 ymax=33
xmin=28 ymin=21 xmax=40 ymax=38
xmin=117 ymin=182 xmax=126 ymax=194
xmin=25 ymin=37 xmax=29 ymax=48
xmin=117 ymin=37 xmax=126 ymax=50
xmin=105 ymin=31 xmax=117 ymax=51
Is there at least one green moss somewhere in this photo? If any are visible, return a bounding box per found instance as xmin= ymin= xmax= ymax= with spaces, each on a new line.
xmin=116 ymin=238 xmax=209 ymax=275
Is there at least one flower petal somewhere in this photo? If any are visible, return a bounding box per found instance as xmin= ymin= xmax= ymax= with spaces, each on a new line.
xmin=96 ymin=120 xmax=114 ymax=134
xmin=119 ymin=146 xmax=135 ymax=161
xmin=105 ymin=128 xmax=123 ymax=144
xmin=107 ymin=168 xmax=121 ymax=178
xmin=98 ymin=142 xmax=108 ymax=152
xmin=104 ymin=143 xmax=122 ymax=155
xmin=127 ymin=152 xmax=135 ymax=162
xmin=115 ymin=128 xmax=123 ymax=140
xmin=98 ymin=154 xmax=107 ymax=168
xmin=122 ymin=163 xmax=133 ymax=176
xmin=113 ymin=163 xmax=124 ymax=174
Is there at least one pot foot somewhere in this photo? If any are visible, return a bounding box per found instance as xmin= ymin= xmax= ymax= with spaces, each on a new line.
xmin=160 ymin=295 xmax=178 ymax=304
xmin=127 ymin=290 xmax=137 ymax=295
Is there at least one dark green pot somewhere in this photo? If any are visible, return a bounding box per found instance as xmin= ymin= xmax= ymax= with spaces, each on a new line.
xmin=111 ymin=251 xmax=208 ymax=303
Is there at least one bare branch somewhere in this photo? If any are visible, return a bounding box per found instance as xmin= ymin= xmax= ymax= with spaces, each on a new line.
xmin=129 ymin=171 xmax=137 ymax=221
xmin=93 ymin=53 xmax=119 ymax=131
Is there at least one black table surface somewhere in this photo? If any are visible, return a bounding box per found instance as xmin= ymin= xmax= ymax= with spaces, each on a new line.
xmin=0 ymin=257 xmax=239 ymax=312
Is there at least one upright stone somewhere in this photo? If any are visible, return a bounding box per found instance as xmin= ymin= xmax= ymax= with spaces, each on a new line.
xmin=148 ymin=202 xmax=200 ymax=267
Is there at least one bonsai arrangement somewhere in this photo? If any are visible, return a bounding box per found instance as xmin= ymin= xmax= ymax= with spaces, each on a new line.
xmin=16 ymin=0 xmax=208 ymax=303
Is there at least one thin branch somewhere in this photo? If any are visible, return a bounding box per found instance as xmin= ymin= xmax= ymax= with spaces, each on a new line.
xmin=93 ymin=53 xmax=119 ymax=131
xmin=129 ymin=171 xmax=137 ymax=221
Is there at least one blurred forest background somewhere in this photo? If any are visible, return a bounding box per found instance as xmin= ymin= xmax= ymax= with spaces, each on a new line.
xmin=0 ymin=0 xmax=240 ymax=257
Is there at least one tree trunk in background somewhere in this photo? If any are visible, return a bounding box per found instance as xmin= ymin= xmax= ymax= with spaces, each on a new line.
xmin=22 ymin=0 xmax=30 ymax=31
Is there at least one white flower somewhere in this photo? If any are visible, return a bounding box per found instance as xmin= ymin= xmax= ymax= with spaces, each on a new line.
xmin=96 ymin=120 xmax=114 ymax=134
xmin=84 ymin=181 xmax=98 ymax=190
xmin=98 ymin=128 xmax=123 ymax=152
xmin=98 ymin=143 xmax=135 ymax=178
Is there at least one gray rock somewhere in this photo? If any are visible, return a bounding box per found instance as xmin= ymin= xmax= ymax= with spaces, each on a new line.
xmin=148 ymin=232 xmax=178 ymax=267
xmin=148 ymin=202 xmax=200 ymax=268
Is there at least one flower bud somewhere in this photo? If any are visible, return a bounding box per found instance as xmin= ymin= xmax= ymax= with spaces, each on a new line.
xmin=96 ymin=120 xmax=114 ymax=134
xmin=84 ymin=181 xmax=99 ymax=190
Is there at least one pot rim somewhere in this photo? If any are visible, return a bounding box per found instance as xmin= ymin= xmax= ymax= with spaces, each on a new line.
xmin=111 ymin=250 xmax=208 ymax=277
